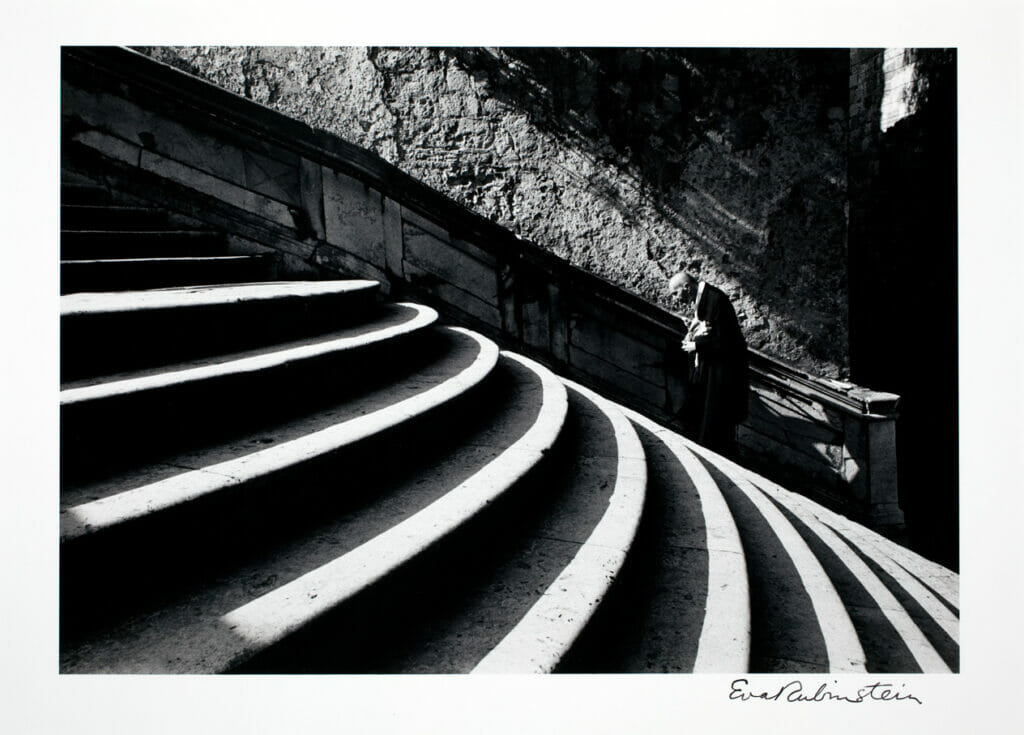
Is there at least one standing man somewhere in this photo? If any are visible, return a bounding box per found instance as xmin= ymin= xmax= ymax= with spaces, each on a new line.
xmin=668 ymin=272 xmax=750 ymax=456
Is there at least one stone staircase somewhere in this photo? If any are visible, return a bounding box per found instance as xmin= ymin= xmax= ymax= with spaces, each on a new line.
xmin=59 ymin=176 xmax=959 ymax=675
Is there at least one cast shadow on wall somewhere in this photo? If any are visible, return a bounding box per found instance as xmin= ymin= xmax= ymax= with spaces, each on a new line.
xmin=444 ymin=47 xmax=851 ymax=376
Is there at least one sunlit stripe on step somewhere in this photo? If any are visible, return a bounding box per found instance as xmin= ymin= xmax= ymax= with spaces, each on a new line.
xmin=748 ymin=479 xmax=950 ymax=672
xmin=689 ymin=444 xmax=868 ymax=673
xmin=60 ymin=278 xmax=378 ymax=316
xmin=825 ymin=513 xmax=959 ymax=613
xmin=769 ymin=478 xmax=960 ymax=612
xmin=61 ymin=302 xmax=436 ymax=403
xmin=216 ymin=350 xmax=569 ymax=670
xmin=825 ymin=522 xmax=960 ymax=646
xmin=620 ymin=407 xmax=751 ymax=673
xmin=471 ymin=379 xmax=646 ymax=674
xmin=61 ymin=325 xmax=492 ymax=542
xmin=733 ymin=469 xmax=960 ymax=645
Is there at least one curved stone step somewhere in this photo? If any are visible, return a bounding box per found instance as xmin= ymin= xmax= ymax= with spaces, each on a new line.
xmin=61 ymin=255 xmax=275 ymax=294
xmin=60 ymin=229 xmax=226 ymax=259
xmin=469 ymin=378 xmax=646 ymax=673
xmin=329 ymin=367 xmax=640 ymax=673
xmin=61 ymin=300 xmax=431 ymax=406
xmin=689 ymin=443 xmax=868 ymax=673
xmin=61 ymin=279 xmax=381 ymax=381
xmin=746 ymin=478 xmax=950 ymax=672
xmin=821 ymin=507 xmax=960 ymax=613
xmin=740 ymin=469 xmax=959 ymax=658
xmin=60 ymin=326 xmax=501 ymax=639
xmin=61 ymin=204 xmax=169 ymax=230
xmin=61 ymin=325 xmax=498 ymax=543
xmin=60 ymin=301 xmax=437 ymax=481
xmin=620 ymin=408 xmax=751 ymax=673
xmin=60 ymin=347 xmax=568 ymax=673
xmin=832 ymin=523 xmax=960 ymax=640
xmin=823 ymin=522 xmax=960 ymax=671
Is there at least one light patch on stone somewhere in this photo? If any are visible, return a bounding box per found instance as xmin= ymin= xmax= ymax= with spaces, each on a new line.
xmin=880 ymin=49 xmax=920 ymax=132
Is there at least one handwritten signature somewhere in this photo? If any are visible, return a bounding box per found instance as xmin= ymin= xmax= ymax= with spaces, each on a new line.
xmin=729 ymin=678 xmax=922 ymax=705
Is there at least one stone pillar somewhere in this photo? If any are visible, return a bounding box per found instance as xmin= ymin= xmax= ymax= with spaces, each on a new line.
xmin=842 ymin=390 xmax=904 ymax=528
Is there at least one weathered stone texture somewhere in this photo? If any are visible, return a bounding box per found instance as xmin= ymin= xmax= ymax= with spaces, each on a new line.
xmin=403 ymin=224 xmax=497 ymax=304
xmin=139 ymin=46 xmax=851 ymax=377
xmin=322 ymin=169 xmax=385 ymax=265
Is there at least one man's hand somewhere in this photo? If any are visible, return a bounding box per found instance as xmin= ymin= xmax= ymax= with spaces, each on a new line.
xmin=681 ymin=339 xmax=697 ymax=353
xmin=692 ymin=320 xmax=712 ymax=338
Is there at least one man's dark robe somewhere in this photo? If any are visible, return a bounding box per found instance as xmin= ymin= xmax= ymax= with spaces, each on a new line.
xmin=682 ymin=283 xmax=749 ymax=453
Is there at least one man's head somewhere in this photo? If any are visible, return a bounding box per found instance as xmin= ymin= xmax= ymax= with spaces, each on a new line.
xmin=668 ymin=272 xmax=698 ymax=305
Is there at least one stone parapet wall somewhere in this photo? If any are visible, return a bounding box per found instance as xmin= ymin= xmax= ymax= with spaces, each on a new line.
xmin=741 ymin=364 xmax=902 ymax=526
xmin=136 ymin=46 xmax=851 ymax=380
xmin=60 ymin=47 xmax=901 ymax=526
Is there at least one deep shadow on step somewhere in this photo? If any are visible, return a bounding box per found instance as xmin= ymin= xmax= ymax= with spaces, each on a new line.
xmin=230 ymin=377 xmax=616 ymax=673
xmin=60 ymin=305 xmax=430 ymax=484
xmin=60 ymin=282 xmax=379 ymax=383
xmin=60 ymin=229 xmax=227 ymax=261
xmin=60 ymin=254 xmax=276 ymax=294
xmin=699 ymin=460 xmax=829 ymax=673
xmin=832 ymin=526 xmax=959 ymax=672
xmin=759 ymin=492 xmax=922 ymax=673
xmin=59 ymin=329 xmax=492 ymax=645
xmin=556 ymin=422 xmax=710 ymax=673
xmin=60 ymin=203 xmax=170 ymax=230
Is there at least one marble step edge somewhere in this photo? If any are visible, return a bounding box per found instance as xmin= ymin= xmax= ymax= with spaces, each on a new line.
xmin=67 ymin=347 xmax=568 ymax=673
xmin=472 ymin=377 xmax=647 ymax=674
xmin=61 ymin=300 xmax=433 ymax=403
xmin=60 ymin=325 xmax=495 ymax=543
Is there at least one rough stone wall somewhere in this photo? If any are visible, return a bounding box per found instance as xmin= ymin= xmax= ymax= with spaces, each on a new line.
xmin=138 ymin=46 xmax=850 ymax=378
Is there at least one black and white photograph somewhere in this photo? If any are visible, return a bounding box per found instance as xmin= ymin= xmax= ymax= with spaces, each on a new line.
xmin=2 ymin=1 xmax=1022 ymax=733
